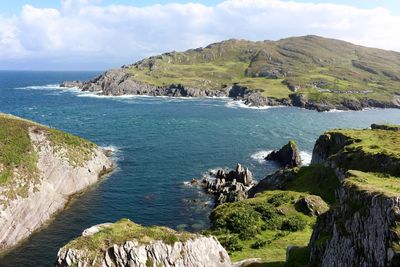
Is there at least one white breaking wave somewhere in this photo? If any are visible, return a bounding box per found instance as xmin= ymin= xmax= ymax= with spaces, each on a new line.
xmin=250 ymin=150 xmax=312 ymax=166
xmin=101 ymin=145 xmax=122 ymax=162
xmin=300 ymin=151 xmax=312 ymax=166
xmin=225 ymin=100 xmax=284 ymax=110
xmin=15 ymin=84 xmax=63 ymax=90
xmin=250 ymin=150 xmax=272 ymax=164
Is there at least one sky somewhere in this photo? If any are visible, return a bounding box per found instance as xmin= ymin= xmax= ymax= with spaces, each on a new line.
xmin=0 ymin=0 xmax=399 ymax=70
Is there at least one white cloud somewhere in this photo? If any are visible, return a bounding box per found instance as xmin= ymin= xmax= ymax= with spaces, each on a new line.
xmin=0 ymin=0 xmax=399 ymax=70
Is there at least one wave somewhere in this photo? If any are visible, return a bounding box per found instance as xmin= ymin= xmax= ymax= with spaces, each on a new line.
xmin=101 ymin=145 xmax=122 ymax=162
xmin=250 ymin=150 xmax=272 ymax=163
xmin=300 ymin=151 xmax=312 ymax=166
xmin=250 ymin=150 xmax=312 ymax=166
xmin=225 ymin=100 xmax=284 ymax=110
xmin=15 ymin=84 xmax=63 ymax=90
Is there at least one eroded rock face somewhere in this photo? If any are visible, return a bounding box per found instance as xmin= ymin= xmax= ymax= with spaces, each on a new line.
xmin=266 ymin=141 xmax=302 ymax=167
xmin=0 ymin=127 xmax=113 ymax=252
xmin=55 ymin=227 xmax=231 ymax=267
xmin=309 ymin=182 xmax=400 ymax=267
xmin=202 ymin=164 xmax=254 ymax=205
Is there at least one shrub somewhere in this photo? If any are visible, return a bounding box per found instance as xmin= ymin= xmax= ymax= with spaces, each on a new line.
xmin=251 ymin=238 xmax=269 ymax=249
xmin=281 ymin=215 xmax=307 ymax=232
xmin=218 ymin=234 xmax=243 ymax=253
xmin=223 ymin=207 xmax=262 ymax=240
xmin=267 ymin=193 xmax=293 ymax=207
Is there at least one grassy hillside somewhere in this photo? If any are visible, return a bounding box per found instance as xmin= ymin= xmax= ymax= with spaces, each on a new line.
xmin=206 ymin=190 xmax=328 ymax=265
xmin=0 ymin=114 xmax=96 ymax=207
xmin=127 ymin=35 xmax=400 ymax=103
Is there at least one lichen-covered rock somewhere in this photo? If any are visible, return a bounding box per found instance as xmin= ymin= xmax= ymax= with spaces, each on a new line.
xmin=266 ymin=141 xmax=302 ymax=167
xmin=54 ymin=220 xmax=231 ymax=267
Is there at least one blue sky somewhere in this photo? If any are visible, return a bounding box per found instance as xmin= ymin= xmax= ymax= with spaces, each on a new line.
xmin=0 ymin=0 xmax=399 ymax=70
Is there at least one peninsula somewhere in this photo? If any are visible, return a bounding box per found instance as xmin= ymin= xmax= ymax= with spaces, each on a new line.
xmin=0 ymin=114 xmax=113 ymax=253
xmin=62 ymin=35 xmax=400 ymax=111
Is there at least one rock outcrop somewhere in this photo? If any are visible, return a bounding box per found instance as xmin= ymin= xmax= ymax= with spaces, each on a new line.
xmin=60 ymin=80 xmax=83 ymax=88
xmin=309 ymin=171 xmax=400 ymax=266
xmin=0 ymin=114 xmax=113 ymax=253
xmin=54 ymin=219 xmax=231 ymax=267
xmin=266 ymin=141 xmax=302 ymax=167
xmin=202 ymin=164 xmax=254 ymax=205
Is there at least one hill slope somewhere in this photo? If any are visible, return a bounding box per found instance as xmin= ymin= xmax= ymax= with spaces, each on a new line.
xmin=64 ymin=35 xmax=400 ymax=111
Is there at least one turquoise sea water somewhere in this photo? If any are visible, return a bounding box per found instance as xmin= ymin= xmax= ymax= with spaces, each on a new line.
xmin=0 ymin=71 xmax=399 ymax=266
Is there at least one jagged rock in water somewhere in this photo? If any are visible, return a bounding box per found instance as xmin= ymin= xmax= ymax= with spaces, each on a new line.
xmin=54 ymin=219 xmax=231 ymax=267
xmin=202 ymin=164 xmax=254 ymax=205
xmin=266 ymin=141 xmax=302 ymax=167
xmin=60 ymin=80 xmax=83 ymax=88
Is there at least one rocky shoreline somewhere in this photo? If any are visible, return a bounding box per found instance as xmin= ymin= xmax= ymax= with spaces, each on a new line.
xmin=61 ymin=68 xmax=400 ymax=112
xmin=0 ymin=114 xmax=114 ymax=253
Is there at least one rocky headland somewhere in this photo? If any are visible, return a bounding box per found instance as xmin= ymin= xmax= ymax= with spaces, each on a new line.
xmin=61 ymin=36 xmax=400 ymax=111
xmin=0 ymin=114 xmax=114 ymax=253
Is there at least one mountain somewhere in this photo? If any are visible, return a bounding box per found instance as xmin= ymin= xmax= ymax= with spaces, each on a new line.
xmin=63 ymin=35 xmax=400 ymax=111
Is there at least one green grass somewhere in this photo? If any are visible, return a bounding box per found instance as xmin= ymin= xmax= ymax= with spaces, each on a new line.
xmin=208 ymin=190 xmax=326 ymax=263
xmin=66 ymin=219 xmax=194 ymax=261
xmin=0 ymin=113 xmax=98 ymax=206
xmin=126 ymin=36 xmax=400 ymax=105
xmin=322 ymin=128 xmax=400 ymax=176
xmin=283 ymin=165 xmax=340 ymax=204
xmin=345 ymin=170 xmax=400 ymax=197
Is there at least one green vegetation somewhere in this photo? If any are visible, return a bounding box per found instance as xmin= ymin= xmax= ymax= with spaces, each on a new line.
xmin=345 ymin=170 xmax=400 ymax=197
xmin=324 ymin=128 xmax=400 ymax=176
xmin=283 ymin=165 xmax=340 ymax=204
xmin=208 ymin=190 xmax=324 ymax=263
xmin=0 ymin=113 xmax=97 ymax=206
xmin=66 ymin=219 xmax=193 ymax=260
xmin=128 ymin=36 xmax=400 ymax=104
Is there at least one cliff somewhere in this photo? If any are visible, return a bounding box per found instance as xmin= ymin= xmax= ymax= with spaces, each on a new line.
xmin=307 ymin=125 xmax=400 ymax=266
xmin=0 ymin=114 xmax=113 ymax=253
xmin=54 ymin=219 xmax=231 ymax=267
xmin=309 ymin=170 xmax=400 ymax=266
xmin=61 ymin=35 xmax=400 ymax=111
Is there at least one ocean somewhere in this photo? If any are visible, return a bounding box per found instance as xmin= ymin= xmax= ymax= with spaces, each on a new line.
xmin=0 ymin=71 xmax=399 ymax=266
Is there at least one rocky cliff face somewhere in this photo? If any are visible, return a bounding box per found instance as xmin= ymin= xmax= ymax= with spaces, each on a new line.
xmin=0 ymin=115 xmax=113 ymax=252
xmin=54 ymin=220 xmax=231 ymax=267
xmin=307 ymin=125 xmax=400 ymax=266
xmin=309 ymin=172 xmax=400 ymax=266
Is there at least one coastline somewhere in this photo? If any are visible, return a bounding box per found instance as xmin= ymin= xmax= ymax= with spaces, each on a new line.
xmin=60 ymin=70 xmax=400 ymax=112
